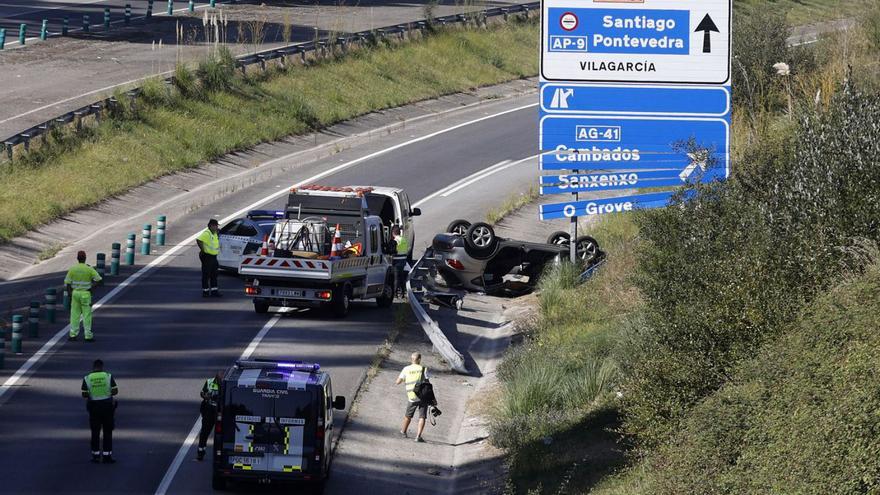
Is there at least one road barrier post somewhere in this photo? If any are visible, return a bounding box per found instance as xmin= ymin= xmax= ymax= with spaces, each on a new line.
xmin=40 ymin=19 xmax=48 ymax=40
xmin=18 ymin=24 xmax=25 ymax=45
xmin=62 ymin=288 xmax=70 ymax=311
xmin=167 ymin=0 xmax=173 ymax=16
xmin=45 ymin=288 xmax=57 ymax=324
xmin=210 ymin=0 xmax=216 ymax=7
xmin=0 ymin=325 xmax=4 ymax=368
xmin=126 ymin=233 xmax=136 ymax=265
xmin=104 ymin=8 xmax=111 ymax=29
xmin=83 ymin=15 xmax=90 ymax=33
xmin=141 ymin=224 xmax=152 ymax=255
xmin=11 ymin=315 xmax=22 ymax=355
xmin=62 ymin=17 xmax=69 ymax=35
xmin=28 ymin=302 xmax=39 ymax=338
xmin=156 ymin=216 xmax=167 ymax=246
xmin=125 ymin=4 xmax=131 ymax=25
xmin=189 ymin=0 xmax=195 ymax=13
xmin=0 ymin=29 xmax=5 ymax=50
xmin=147 ymin=0 xmax=154 ymax=19
xmin=96 ymin=253 xmax=106 ymax=283
xmin=110 ymin=243 xmax=121 ymax=275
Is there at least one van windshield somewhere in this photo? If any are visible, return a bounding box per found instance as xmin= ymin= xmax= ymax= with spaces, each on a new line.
xmin=226 ymin=388 xmax=317 ymax=420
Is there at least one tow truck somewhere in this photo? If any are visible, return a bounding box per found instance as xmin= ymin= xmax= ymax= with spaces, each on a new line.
xmin=239 ymin=186 xmax=397 ymax=317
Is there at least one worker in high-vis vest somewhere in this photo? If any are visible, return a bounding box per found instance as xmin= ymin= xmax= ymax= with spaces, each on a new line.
xmin=65 ymin=250 xmax=102 ymax=342
xmin=81 ymin=359 xmax=118 ymax=464
xmin=197 ymin=371 xmax=222 ymax=461
xmin=392 ymin=225 xmax=409 ymax=297
xmin=395 ymin=352 xmax=428 ymax=442
xmin=196 ymin=219 xmax=221 ymax=297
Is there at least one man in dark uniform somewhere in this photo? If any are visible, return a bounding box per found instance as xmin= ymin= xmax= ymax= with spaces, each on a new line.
xmin=197 ymin=371 xmax=222 ymax=461
xmin=196 ymin=219 xmax=221 ymax=298
xmin=81 ymin=359 xmax=118 ymax=463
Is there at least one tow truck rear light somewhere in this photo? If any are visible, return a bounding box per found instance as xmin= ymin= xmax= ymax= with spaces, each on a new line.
xmin=445 ymin=259 xmax=465 ymax=271
xmin=316 ymin=290 xmax=332 ymax=300
xmin=245 ymin=286 xmax=261 ymax=295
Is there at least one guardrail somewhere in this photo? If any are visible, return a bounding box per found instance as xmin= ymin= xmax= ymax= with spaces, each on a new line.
xmin=1 ymin=2 xmax=539 ymax=163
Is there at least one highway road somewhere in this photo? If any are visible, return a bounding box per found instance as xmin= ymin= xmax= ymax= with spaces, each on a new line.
xmin=0 ymin=94 xmax=537 ymax=494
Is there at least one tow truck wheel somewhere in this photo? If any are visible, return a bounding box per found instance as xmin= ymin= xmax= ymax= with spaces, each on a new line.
xmin=376 ymin=272 xmax=394 ymax=308
xmin=575 ymin=236 xmax=600 ymax=263
xmin=211 ymin=474 xmax=226 ymax=491
xmin=446 ymin=219 xmax=471 ymax=236
xmin=253 ymin=300 xmax=270 ymax=314
xmin=547 ymin=231 xmax=570 ymax=246
xmin=331 ymin=285 xmax=351 ymax=318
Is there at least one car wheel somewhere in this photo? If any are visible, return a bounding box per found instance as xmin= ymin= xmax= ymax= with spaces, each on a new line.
xmin=212 ymin=474 xmax=227 ymax=491
xmin=547 ymin=231 xmax=570 ymax=246
xmin=253 ymin=300 xmax=270 ymax=314
xmin=464 ymin=222 xmax=497 ymax=257
xmin=331 ymin=285 xmax=351 ymax=318
xmin=376 ymin=272 xmax=394 ymax=308
xmin=446 ymin=219 xmax=471 ymax=236
xmin=575 ymin=236 xmax=600 ymax=264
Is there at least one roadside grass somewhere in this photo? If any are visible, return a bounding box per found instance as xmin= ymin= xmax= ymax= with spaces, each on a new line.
xmin=0 ymin=20 xmax=538 ymax=243
xmin=35 ymin=243 xmax=65 ymax=263
xmin=485 ymin=186 xmax=537 ymax=225
xmin=490 ymin=212 xmax=640 ymax=494
xmin=735 ymin=0 xmax=873 ymax=25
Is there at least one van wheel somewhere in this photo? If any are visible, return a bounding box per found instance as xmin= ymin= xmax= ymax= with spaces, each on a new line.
xmin=309 ymin=479 xmax=326 ymax=495
xmin=376 ymin=273 xmax=394 ymax=308
xmin=211 ymin=474 xmax=226 ymax=491
xmin=253 ymin=300 xmax=270 ymax=314
xmin=331 ymin=285 xmax=351 ymax=318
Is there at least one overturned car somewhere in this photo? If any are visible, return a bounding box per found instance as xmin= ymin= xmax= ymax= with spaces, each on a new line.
xmin=424 ymin=219 xmax=604 ymax=296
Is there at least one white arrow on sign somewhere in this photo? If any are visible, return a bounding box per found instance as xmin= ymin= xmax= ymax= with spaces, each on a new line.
xmin=680 ymin=150 xmax=709 ymax=181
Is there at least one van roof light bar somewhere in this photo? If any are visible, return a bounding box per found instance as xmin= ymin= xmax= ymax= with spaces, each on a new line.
xmin=236 ymin=359 xmax=321 ymax=372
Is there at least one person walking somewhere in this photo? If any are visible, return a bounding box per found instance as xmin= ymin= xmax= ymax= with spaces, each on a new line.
xmin=395 ymin=352 xmax=428 ymax=442
xmin=196 ymin=219 xmax=221 ymax=298
xmin=81 ymin=359 xmax=118 ymax=464
xmin=197 ymin=371 xmax=222 ymax=461
xmin=65 ymin=250 xmax=102 ymax=342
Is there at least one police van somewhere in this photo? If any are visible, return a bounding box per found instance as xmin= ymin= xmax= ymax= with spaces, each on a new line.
xmin=212 ymin=359 xmax=346 ymax=491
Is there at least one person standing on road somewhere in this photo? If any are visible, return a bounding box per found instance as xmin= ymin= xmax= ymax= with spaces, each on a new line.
xmin=197 ymin=371 xmax=222 ymax=461
xmin=391 ymin=226 xmax=409 ymax=297
xmin=81 ymin=359 xmax=118 ymax=464
xmin=196 ymin=219 xmax=222 ymax=298
xmin=65 ymin=250 xmax=102 ymax=342
xmin=396 ymin=352 xmax=428 ymax=442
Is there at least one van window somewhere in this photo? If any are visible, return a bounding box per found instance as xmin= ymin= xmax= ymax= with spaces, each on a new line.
xmin=226 ymin=388 xmax=316 ymax=419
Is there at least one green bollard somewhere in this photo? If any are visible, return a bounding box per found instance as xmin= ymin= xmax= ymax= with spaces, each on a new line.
xmin=156 ymin=215 xmax=167 ymax=246
xmin=28 ymin=301 xmax=39 ymax=338
xmin=45 ymin=288 xmax=57 ymax=324
xmin=210 ymin=0 xmax=215 ymax=7
xmin=96 ymin=253 xmax=106 ymax=283
xmin=111 ymin=243 xmax=121 ymax=276
xmin=167 ymin=0 xmax=173 ymax=16
xmin=19 ymin=23 xmax=26 ymax=45
xmin=0 ymin=29 xmax=5 ymax=50
xmin=40 ymin=19 xmax=48 ymax=40
xmin=104 ymin=8 xmax=111 ymax=29
xmin=11 ymin=315 xmax=22 ymax=355
xmin=83 ymin=14 xmax=90 ymax=33
xmin=189 ymin=0 xmax=194 ymax=13
xmin=141 ymin=224 xmax=152 ymax=255
xmin=62 ymin=16 xmax=69 ymax=35
xmin=147 ymin=0 xmax=154 ymax=19
xmin=125 ymin=4 xmax=131 ymax=25
xmin=125 ymin=233 xmax=136 ymax=265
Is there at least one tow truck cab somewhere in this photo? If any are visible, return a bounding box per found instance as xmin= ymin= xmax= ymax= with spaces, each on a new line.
xmin=212 ymin=359 xmax=346 ymax=491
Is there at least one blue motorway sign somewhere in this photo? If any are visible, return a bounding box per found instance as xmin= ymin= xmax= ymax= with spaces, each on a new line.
xmin=541 ymin=84 xmax=730 ymax=116
xmin=547 ymin=8 xmax=690 ymax=55
xmin=539 ymin=114 xmax=729 ymax=172
xmin=539 ymin=167 xmax=725 ymax=195
xmin=539 ymin=191 xmax=677 ymax=220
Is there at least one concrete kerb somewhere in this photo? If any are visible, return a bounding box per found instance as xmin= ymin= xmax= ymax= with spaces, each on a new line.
xmin=0 ymin=1 xmax=539 ymax=163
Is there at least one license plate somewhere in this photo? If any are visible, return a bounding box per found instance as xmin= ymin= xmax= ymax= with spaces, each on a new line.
xmin=229 ymin=456 xmax=262 ymax=465
xmin=277 ymin=290 xmax=302 ymax=297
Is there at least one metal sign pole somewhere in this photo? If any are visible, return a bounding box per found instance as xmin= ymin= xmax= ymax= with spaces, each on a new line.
xmin=570 ymin=168 xmax=578 ymax=263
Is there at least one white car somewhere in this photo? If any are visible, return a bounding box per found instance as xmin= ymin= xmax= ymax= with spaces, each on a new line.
xmin=217 ymin=210 xmax=284 ymax=271
xmin=352 ymin=185 xmax=420 ymax=259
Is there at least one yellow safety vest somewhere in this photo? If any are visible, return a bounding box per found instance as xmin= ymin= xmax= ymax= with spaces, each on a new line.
xmin=198 ymin=228 xmax=220 ymax=255
xmin=84 ymin=371 xmax=114 ymax=401
xmin=64 ymin=263 xmax=102 ymax=291
xmin=401 ymin=364 xmax=426 ymax=402
xmin=395 ymin=235 xmax=409 ymax=256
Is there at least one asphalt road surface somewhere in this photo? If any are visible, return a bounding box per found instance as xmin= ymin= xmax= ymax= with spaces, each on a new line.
xmin=0 ymin=97 xmax=537 ymax=494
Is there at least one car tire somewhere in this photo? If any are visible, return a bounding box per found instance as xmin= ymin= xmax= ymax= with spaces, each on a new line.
xmin=331 ymin=285 xmax=351 ymax=318
xmin=253 ymin=300 xmax=270 ymax=314
xmin=446 ymin=219 xmax=471 ymax=236
xmin=212 ymin=474 xmax=227 ymax=491
xmin=575 ymin=236 xmax=600 ymax=264
xmin=547 ymin=231 xmax=571 ymax=246
xmin=464 ymin=222 xmax=497 ymax=258
xmin=376 ymin=272 xmax=394 ymax=308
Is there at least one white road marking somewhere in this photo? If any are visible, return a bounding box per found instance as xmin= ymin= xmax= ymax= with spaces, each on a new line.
xmin=440 ymin=154 xmax=537 ymax=198
xmin=0 ymin=101 xmax=536 ymax=405
xmin=153 ymin=313 xmax=283 ymax=495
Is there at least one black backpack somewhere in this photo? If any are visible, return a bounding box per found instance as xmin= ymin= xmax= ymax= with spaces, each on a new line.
xmin=413 ymin=367 xmax=437 ymax=406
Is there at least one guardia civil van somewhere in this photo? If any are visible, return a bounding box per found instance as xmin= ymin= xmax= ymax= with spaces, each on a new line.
xmin=212 ymin=359 xmax=346 ymax=491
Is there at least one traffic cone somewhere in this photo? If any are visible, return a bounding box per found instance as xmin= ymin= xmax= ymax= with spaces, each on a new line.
xmin=330 ymin=224 xmax=343 ymax=258
xmin=259 ymin=235 xmax=269 ymax=256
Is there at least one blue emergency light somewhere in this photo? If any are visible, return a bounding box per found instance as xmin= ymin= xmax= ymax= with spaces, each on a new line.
xmin=277 ymin=362 xmax=321 ymax=372
xmin=247 ymin=210 xmax=285 ymax=219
